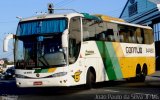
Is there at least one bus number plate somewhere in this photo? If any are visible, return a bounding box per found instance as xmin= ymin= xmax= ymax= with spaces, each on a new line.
xmin=33 ymin=81 xmax=43 ymax=85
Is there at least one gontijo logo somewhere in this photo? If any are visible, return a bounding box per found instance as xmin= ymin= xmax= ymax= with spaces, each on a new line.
xmin=72 ymin=70 xmax=82 ymax=82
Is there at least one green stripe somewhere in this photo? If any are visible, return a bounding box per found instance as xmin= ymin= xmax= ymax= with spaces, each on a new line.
xmin=34 ymin=69 xmax=48 ymax=73
xmin=105 ymin=42 xmax=123 ymax=79
xmin=41 ymin=69 xmax=48 ymax=73
xmin=96 ymin=41 xmax=123 ymax=80
xmin=96 ymin=41 xmax=116 ymax=80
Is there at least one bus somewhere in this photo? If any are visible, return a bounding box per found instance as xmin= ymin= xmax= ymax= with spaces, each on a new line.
xmin=3 ymin=12 xmax=155 ymax=88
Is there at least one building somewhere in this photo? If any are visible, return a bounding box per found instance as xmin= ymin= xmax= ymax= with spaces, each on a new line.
xmin=120 ymin=0 xmax=160 ymax=70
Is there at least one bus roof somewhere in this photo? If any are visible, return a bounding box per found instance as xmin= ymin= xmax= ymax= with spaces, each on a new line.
xmin=81 ymin=13 xmax=102 ymax=21
xmin=95 ymin=14 xmax=125 ymax=22
xmin=94 ymin=14 xmax=152 ymax=29
xmin=20 ymin=13 xmax=83 ymax=22
xmin=110 ymin=20 xmax=152 ymax=30
xmin=20 ymin=12 xmax=152 ymax=30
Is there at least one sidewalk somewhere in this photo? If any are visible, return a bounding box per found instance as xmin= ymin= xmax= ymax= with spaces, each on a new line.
xmin=151 ymin=71 xmax=160 ymax=77
xmin=147 ymin=71 xmax=160 ymax=81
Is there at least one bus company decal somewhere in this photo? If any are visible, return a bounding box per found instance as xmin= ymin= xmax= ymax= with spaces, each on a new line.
xmin=126 ymin=46 xmax=142 ymax=54
xmin=34 ymin=68 xmax=57 ymax=73
xmin=72 ymin=70 xmax=82 ymax=82
xmin=120 ymin=43 xmax=155 ymax=57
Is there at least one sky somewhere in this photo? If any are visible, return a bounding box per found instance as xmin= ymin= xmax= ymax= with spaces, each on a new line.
xmin=0 ymin=0 xmax=127 ymax=61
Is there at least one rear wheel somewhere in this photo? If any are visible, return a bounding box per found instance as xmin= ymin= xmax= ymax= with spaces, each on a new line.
xmin=126 ymin=64 xmax=141 ymax=82
xmin=140 ymin=65 xmax=147 ymax=82
xmin=126 ymin=64 xmax=147 ymax=82
xmin=86 ymin=69 xmax=96 ymax=89
xmin=135 ymin=64 xmax=142 ymax=82
xmin=135 ymin=64 xmax=147 ymax=82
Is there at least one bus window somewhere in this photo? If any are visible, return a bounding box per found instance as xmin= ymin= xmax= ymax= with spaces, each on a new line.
xmin=83 ymin=26 xmax=90 ymax=41
xmin=119 ymin=28 xmax=129 ymax=43
xmin=82 ymin=19 xmax=92 ymax=41
xmin=105 ymin=29 xmax=115 ymax=41
xmin=118 ymin=25 xmax=137 ymax=43
xmin=106 ymin=22 xmax=118 ymax=42
xmin=119 ymin=29 xmax=125 ymax=42
xmin=82 ymin=19 xmax=120 ymax=42
xmin=128 ymin=30 xmax=136 ymax=43
xmin=135 ymin=28 xmax=143 ymax=44
xmin=83 ymin=19 xmax=104 ymax=41
xmin=144 ymin=29 xmax=153 ymax=44
xmin=69 ymin=17 xmax=81 ymax=64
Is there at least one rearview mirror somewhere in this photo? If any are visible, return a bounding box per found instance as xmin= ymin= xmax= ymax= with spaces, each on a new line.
xmin=3 ymin=34 xmax=15 ymax=52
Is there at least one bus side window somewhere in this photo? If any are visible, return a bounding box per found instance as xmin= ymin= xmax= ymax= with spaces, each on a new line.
xmin=69 ymin=38 xmax=76 ymax=63
xmin=141 ymin=28 xmax=145 ymax=44
xmin=83 ymin=19 xmax=95 ymax=41
xmin=83 ymin=27 xmax=90 ymax=41
xmin=143 ymin=29 xmax=153 ymax=44
xmin=69 ymin=17 xmax=81 ymax=64
xmin=128 ymin=30 xmax=136 ymax=43
xmin=106 ymin=29 xmax=115 ymax=42
xmin=137 ymin=37 xmax=143 ymax=44
xmin=119 ymin=34 xmax=124 ymax=42
xmin=98 ymin=32 xmax=106 ymax=41
xmin=119 ymin=30 xmax=125 ymax=42
xmin=135 ymin=28 xmax=143 ymax=44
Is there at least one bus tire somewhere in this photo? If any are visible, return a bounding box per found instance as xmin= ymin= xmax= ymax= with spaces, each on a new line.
xmin=126 ymin=64 xmax=141 ymax=82
xmin=135 ymin=64 xmax=142 ymax=82
xmin=140 ymin=64 xmax=147 ymax=82
xmin=86 ymin=68 xmax=96 ymax=89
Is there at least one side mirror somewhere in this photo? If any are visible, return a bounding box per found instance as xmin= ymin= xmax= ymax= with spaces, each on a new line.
xmin=3 ymin=34 xmax=15 ymax=52
xmin=62 ymin=29 xmax=69 ymax=48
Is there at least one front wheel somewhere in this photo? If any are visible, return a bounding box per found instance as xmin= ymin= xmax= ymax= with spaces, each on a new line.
xmin=86 ymin=69 xmax=95 ymax=89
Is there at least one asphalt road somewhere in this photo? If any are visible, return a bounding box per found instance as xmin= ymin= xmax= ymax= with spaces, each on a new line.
xmin=0 ymin=72 xmax=160 ymax=100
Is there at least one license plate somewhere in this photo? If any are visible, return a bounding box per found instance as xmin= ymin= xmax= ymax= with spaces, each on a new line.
xmin=33 ymin=81 xmax=43 ymax=85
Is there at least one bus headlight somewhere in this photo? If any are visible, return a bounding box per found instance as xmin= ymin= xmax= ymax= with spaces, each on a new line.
xmin=16 ymin=74 xmax=26 ymax=78
xmin=51 ymin=72 xmax=67 ymax=77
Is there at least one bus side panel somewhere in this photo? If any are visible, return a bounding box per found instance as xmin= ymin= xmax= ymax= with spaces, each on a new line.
xmin=67 ymin=60 xmax=86 ymax=86
xmin=146 ymin=57 xmax=155 ymax=75
xmin=67 ymin=41 xmax=109 ymax=86
xmin=112 ymin=42 xmax=155 ymax=78
xmin=80 ymin=41 xmax=109 ymax=82
xmin=112 ymin=42 xmax=135 ymax=78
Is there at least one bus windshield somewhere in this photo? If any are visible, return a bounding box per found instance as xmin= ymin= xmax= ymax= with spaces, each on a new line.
xmin=15 ymin=18 xmax=68 ymax=69
xmin=15 ymin=35 xmax=67 ymax=69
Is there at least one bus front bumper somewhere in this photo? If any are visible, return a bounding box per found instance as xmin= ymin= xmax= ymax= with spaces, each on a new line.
xmin=16 ymin=77 xmax=70 ymax=87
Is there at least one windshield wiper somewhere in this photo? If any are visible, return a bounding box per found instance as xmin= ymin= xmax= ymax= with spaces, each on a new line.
xmin=37 ymin=48 xmax=51 ymax=68
xmin=38 ymin=55 xmax=50 ymax=67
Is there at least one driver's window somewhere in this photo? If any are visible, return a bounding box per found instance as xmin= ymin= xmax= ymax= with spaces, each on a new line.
xmin=69 ymin=17 xmax=81 ymax=64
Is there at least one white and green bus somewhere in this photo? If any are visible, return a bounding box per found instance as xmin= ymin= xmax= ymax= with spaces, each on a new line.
xmin=4 ymin=12 xmax=155 ymax=88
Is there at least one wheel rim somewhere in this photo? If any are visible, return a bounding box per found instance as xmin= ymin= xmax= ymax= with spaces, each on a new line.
xmin=142 ymin=68 xmax=147 ymax=76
